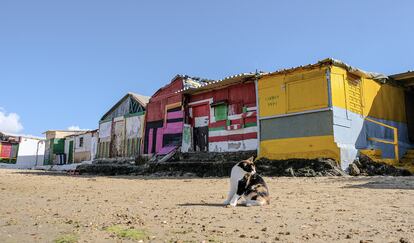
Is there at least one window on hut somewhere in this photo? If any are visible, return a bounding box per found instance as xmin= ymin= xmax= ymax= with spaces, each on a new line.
xmin=79 ymin=137 xmax=84 ymax=148
xmin=212 ymin=101 xmax=228 ymax=121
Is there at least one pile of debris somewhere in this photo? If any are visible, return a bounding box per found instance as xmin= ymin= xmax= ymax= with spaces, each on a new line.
xmin=77 ymin=151 xmax=412 ymax=177
xmin=79 ymin=154 xmax=413 ymax=177
xmin=134 ymin=156 xmax=347 ymax=177
xmin=78 ymin=152 xmax=349 ymax=177
xmin=77 ymin=163 xmax=147 ymax=176
xmin=139 ymin=151 xmax=258 ymax=177
xmin=77 ymin=157 xmax=148 ymax=176
xmin=93 ymin=158 xmax=136 ymax=165
xmin=78 ymin=151 xmax=257 ymax=176
xmin=145 ymin=161 xmax=234 ymax=177
xmin=348 ymin=154 xmax=412 ymax=176
xmin=255 ymin=158 xmax=346 ymax=177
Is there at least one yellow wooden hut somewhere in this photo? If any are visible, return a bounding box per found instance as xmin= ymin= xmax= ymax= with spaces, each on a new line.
xmin=257 ymin=58 xmax=413 ymax=170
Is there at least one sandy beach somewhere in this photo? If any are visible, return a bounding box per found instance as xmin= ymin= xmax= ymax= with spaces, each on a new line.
xmin=0 ymin=169 xmax=412 ymax=243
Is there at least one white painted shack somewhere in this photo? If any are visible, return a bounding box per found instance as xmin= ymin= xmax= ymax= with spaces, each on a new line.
xmin=0 ymin=132 xmax=45 ymax=169
xmin=17 ymin=136 xmax=46 ymax=168
xmin=64 ymin=130 xmax=99 ymax=163
xmin=97 ymin=92 xmax=149 ymax=159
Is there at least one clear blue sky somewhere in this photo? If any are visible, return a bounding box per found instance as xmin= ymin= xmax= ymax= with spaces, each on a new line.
xmin=0 ymin=0 xmax=413 ymax=136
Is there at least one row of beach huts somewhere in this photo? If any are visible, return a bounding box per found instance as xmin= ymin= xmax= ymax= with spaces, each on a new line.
xmin=1 ymin=58 xmax=414 ymax=172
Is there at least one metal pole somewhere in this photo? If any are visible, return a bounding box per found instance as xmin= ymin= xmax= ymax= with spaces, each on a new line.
xmin=326 ymin=67 xmax=333 ymax=108
xmin=35 ymin=140 xmax=42 ymax=167
xmin=254 ymin=70 xmax=261 ymax=157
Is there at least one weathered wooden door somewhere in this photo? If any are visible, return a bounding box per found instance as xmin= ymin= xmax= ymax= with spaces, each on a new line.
xmin=68 ymin=141 xmax=74 ymax=163
xmin=405 ymin=90 xmax=414 ymax=142
xmin=192 ymin=104 xmax=209 ymax=151
xmin=111 ymin=119 xmax=125 ymax=157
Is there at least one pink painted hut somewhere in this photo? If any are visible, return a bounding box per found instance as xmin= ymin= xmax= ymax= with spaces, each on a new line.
xmin=143 ymin=75 xmax=212 ymax=155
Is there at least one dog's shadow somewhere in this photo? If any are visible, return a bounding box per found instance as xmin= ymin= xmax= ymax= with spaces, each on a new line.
xmin=177 ymin=203 xmax=225 ymax=207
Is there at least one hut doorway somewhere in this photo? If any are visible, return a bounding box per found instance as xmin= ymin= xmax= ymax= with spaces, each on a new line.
xmin=405 ymin=90 xmax=414 ymax=143
xmin=68 ymin=141 xmax=74 ymax=163
xmin=111 ymin=118 xmax=125 ymax=157
xmin=192 ymin=104 xmax=209 ymax=152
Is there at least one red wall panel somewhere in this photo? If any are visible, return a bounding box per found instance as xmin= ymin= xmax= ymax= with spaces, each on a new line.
xmin=146 ymin=78 xmax=184 ymax=122
xmin=0 ymin=143 xmax=12 ymax=158
xmin=192 ymin=104 xmax=209 ymax=117
xmin=189 ymin=82 xmax=256 ymax=108
xmin=144 ymin=77 xmax=185 ymax=154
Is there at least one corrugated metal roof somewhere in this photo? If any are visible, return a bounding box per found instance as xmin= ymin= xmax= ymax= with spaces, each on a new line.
xmin=183 ymin=76 xmax=214 ymax=89
xmin=64 ymin=129 xmax=99 ymax=138
xmin=0 ymin=132 xmax=45 ymax=140
xmin=128 ymin=92 xmax=150 ymax=106
xmin=264 ymin=58 xmax=389 ymax=83
xmin=42 ymin=130 xmax=85 ymax=133
xmin=177 ymin=72 xmax=266 ymax=94
xmin=327 ymin=58 xmax=388 ymax=82
xmin=389 ymin=71 xmax=414 ymax=87
xmin=150 ymin=74 xmax=213 ymax=99
xmin=176 ymin=58 xmax=406 ymax=95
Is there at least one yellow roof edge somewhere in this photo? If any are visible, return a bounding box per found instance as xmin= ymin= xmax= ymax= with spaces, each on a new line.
xmin=262 ymin=58 xmax=389 ymax=83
